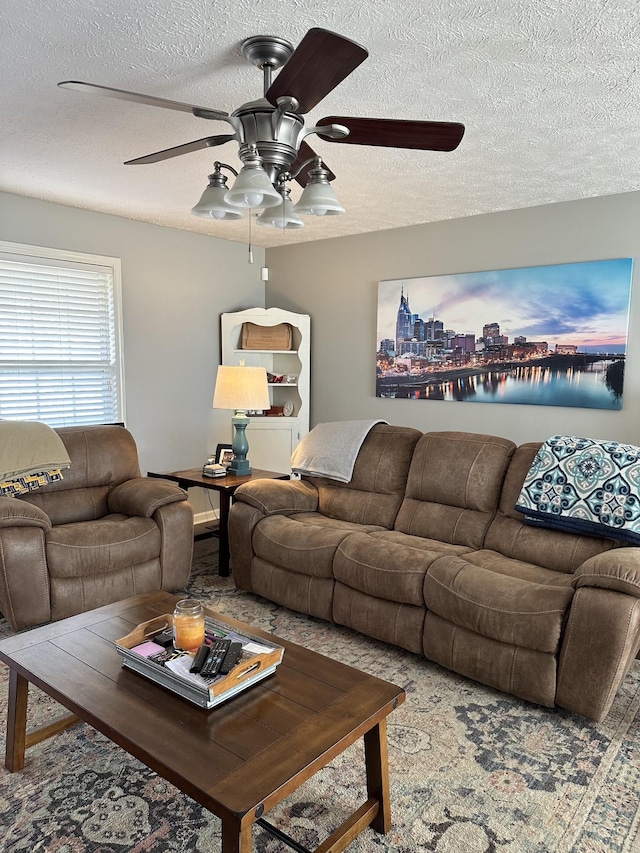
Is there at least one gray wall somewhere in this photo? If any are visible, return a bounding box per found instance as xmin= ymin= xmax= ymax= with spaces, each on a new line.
xmin=0 ymin=191 xmax=266 ymax=515
xmin=266 ymin=191 xmax=640 ymax=446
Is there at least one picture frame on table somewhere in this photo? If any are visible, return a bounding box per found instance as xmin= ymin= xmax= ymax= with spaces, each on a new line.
xmin=215 ymin=444 xmax=234 ymax=468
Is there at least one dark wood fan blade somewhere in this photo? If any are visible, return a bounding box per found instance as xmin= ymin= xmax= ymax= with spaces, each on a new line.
xmin=316 ymin=116 xmax=465 ymax=151
xmin=124 ymin=135 xmax=235 ymax=165
xmin=291 ymin=140 xmax=335 ymax=187
xmin=265 ymin=28 xmax=368 ymax=114
xmin=57 ymin=81 xmax=228 ymax=120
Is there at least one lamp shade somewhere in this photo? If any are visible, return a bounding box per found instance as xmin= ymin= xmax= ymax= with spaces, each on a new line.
xmin=212 ymin=365 xmax=270 ymax=412
xmin=294 ymin=180 xmax=345 ymax=216
xmin=256 ymin=188 xmax=304 ymax=229
xmin=191 ymin=181 xmax=244 ymax=220
xmin=224 ymin=164 xmax=282 ymax=209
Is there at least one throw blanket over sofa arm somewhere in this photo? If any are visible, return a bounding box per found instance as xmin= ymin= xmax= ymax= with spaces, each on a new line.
xmin=0 ymin=496 xmax=53 ymax=630
xmin=230 ymin=479 xmax=319 ymax=590
xmin=556 ymin=550 xmax=640 ymax=721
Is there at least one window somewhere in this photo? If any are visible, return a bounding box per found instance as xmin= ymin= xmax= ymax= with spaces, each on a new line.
xmin=0 ymin=241 xmax=124 ymax=427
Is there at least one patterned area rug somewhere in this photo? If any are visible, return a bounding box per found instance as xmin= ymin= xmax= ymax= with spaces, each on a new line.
xmin=1 ymin=537 xmax=640 ymax=852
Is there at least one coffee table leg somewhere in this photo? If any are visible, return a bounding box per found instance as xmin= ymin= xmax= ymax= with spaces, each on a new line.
xmin=5 ymin=668 xmax=29 ymax=772
xmin=364 ymin=717 xmax=391 ymax=833
xmin=221 ymin=815 xmax=252 ymax=853
xmin=218 ymin=492 xmax=231 ymax=577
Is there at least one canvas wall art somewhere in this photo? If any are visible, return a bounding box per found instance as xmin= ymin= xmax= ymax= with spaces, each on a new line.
xmin=376 ymin=259 xmax=633 ymax=409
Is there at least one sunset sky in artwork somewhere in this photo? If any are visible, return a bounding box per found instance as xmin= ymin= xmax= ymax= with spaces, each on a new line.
xmin=377 ymin=259 xmax=633 ymax=353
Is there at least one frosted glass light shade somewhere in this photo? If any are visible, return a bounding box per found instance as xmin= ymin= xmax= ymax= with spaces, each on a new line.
xmin=212 ymin=365 xmax=270 ymax=412
xmin=294 ymin=180 xmax=345 ymax=216
xmin=191 ymin=183 xmax=243 ymax=220
xmin=256 ymin=195 xmax=304 ymax=229
xmin=224 ymin=166 xmax=281 ymax=209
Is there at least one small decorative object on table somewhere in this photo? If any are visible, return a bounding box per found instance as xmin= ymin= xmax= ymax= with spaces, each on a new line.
xmin=173 ymin=599 xmax=205 ymax=651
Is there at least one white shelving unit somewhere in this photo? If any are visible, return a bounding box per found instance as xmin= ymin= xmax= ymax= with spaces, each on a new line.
xmin=221 ymin=308 xmax=310 ymax=474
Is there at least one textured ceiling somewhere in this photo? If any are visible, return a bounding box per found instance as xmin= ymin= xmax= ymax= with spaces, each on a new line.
xmin=2 ymin=0 xmax=640 ymax=248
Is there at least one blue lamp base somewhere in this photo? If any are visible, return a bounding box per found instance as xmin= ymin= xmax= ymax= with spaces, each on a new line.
xmin=228 ymin=413 xmax=252 ymax=475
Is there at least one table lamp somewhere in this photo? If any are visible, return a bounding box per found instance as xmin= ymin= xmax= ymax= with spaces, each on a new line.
xmin=212 ymin=364 xmax=270 ymax=475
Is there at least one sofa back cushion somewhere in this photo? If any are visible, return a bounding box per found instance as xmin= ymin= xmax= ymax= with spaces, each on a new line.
xmin=18 ymin=425 xmax=141 ymax=525
xmin=484 ymin=442 xmax=622 ymax=572
xmin=309 ymin=424 xmax=422 ymax=528
xmin=394 ymin=432 xmax=516 ymax=549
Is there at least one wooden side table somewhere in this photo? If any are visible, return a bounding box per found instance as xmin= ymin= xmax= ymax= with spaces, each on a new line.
xmin=147 ymin=468 xmax=288 ymax=577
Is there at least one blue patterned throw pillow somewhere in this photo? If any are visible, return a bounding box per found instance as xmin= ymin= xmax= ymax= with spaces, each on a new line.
xmin=515 ymin=435 xmax=640 ymax=544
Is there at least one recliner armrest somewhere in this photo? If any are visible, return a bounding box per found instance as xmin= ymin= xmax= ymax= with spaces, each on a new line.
xmin=108 ymin=477 xmax=188 ymax=518
xmin=233 ymin=478 xmax=319 ymax=515
xmin=0 ymin=495 xmax=51 ymax=530
xmin=573 ymin=548 xmax=640 ymax=598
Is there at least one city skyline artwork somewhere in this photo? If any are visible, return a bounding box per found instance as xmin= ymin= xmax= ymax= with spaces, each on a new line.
xmin=376 ymin=258 xmax=633 ymax=409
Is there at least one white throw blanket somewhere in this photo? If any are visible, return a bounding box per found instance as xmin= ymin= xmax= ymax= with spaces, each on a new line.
xmin=291 ymin=419 xmax=387 ymax=483
xmin=0 ymin=420 xmax=71 ymax=480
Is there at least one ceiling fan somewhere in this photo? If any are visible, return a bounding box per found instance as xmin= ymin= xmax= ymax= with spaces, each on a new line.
xmin=58 ymin=28 xmax=465 ymax=228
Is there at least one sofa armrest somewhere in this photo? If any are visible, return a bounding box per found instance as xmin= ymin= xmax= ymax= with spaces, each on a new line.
xmin=573 ymin=549 xmax=640 ymax=598
xmin=233 ymin=478 xmax=319 ymax=515
xmin=0 ymin=496 xmax=51 ymax=530
xmin=108 ymin=477 xmax=188 ymax=518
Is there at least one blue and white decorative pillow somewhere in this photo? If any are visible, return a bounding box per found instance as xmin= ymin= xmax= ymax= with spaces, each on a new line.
xmin=515 ymin=435 xmax=640 ymax=544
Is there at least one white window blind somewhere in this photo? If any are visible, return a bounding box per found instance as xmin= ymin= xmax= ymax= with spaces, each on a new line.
xmin=0 ymin=242 xmax=124 ymax=427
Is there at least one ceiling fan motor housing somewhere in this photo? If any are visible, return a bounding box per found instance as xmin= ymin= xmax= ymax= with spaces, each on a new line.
xmin=233 ymin=98 xmax=304 ymax=181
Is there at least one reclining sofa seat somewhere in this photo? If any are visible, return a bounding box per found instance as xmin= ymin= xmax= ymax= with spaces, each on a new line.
xmin=0 ymin=424 xmax=194 ymax=630
xmin=229 ymin=424 xmax=422 ymax=621
xmin=229 ymin=425 xmax=640 ymax=722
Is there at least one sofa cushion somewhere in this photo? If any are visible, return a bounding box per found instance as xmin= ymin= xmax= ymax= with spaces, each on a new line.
xmin=334 ymin=530 xmax=473 ymax=606
xmin=252 ymin=513 xmax=385 ymax=579
xmin=394 ymin=432 xmax=515 ymax=549
xmin=309 ymin=423 xmax=422 ymax=528
xmin=423 ymin=554 xmax=574 ymax=654
xmin=464 ymin=549 xmax=579 ymax=587
xmin=485 ymin=443 xmax=622 ymax=573
xmin=45 ymin=514 xmax=161 ymax=577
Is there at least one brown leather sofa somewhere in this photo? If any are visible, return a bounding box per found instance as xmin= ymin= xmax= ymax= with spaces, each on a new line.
xmin=0 ymin=424 xmax=194 ymax=630
xmin=229 ymin=425 xmax=640 ymax=721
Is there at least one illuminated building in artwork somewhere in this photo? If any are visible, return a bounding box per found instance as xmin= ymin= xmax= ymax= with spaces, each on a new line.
xmin=396 ymin=287 xmax=413 ymax=352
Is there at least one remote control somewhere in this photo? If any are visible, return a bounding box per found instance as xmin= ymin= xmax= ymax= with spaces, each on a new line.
xmin=190 ymin=644 xmax=210 ymax=674
xmin=200 ymin=639 xmax=231 ymax=677
xmin=219 ymin=642 xmax=243 ymax=674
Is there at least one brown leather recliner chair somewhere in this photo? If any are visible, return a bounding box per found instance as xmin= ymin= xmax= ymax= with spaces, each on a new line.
xmin=0 ymin=424 xmax=194 ymax=630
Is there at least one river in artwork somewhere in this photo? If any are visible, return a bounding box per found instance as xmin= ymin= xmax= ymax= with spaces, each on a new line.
xmin=379 ymin=360 xmax=623 ymax=409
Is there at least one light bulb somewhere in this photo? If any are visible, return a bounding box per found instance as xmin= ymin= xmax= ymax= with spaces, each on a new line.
xmin=211 ymin=209 xmax=227 ymax=220
xmin=311 ymin=207 xmax=328 ymax=216
xmin=244 ymin=191 xmax=264 ymax=207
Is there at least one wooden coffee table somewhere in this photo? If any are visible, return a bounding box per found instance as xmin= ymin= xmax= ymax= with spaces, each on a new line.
xmin=1 ymin=591 xmax=405 ymax=853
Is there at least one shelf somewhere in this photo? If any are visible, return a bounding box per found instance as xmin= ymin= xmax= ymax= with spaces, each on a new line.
xmin=222 ymin=308 xmax=310 ymax=474
xmin=233 ymin=349 xmax=298 ymax=355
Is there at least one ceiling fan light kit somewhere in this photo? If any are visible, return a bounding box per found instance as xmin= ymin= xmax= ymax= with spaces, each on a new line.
xmin=294 ymin=160 xmax=345 ymax=216
xmin=58 ymin=27 xmax=464 ymax=232
xmin=191 ymin=164 xmax=244 ymax=220
xmin=256 ymin=186 xmax=304 ymax=230
xmin=223 ymin=145 xmax=283 ymax=209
